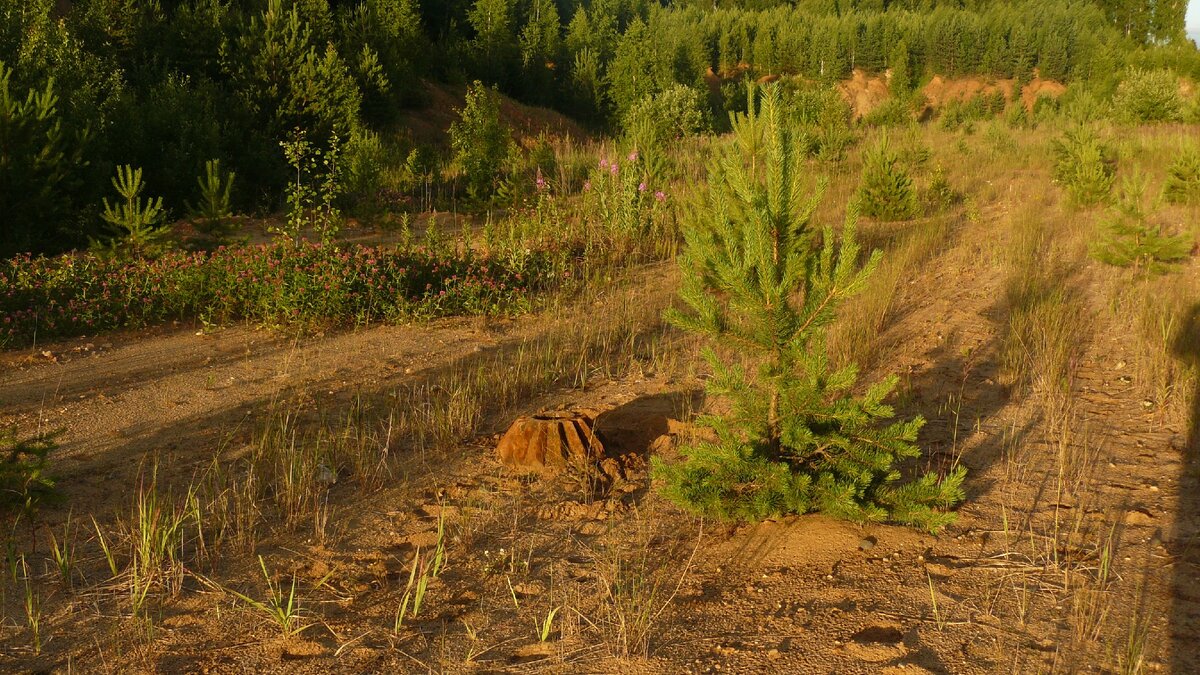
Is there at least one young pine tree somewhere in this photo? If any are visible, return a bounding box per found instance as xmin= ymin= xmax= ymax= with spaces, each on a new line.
xmin=652 ymin=86 xmax=965 ymax=533
xmin=1090 ymin=173 xmax=1191 ymax=274
xmin=99 ymin=165 xmax=168 ymax=258
xmin=857 ymin=134 xmax=919 ymax=221
xmin=186 ymin=159 xmax=238 ymax=240
xmin=1162 ymin=149 xmax=1200 ymax=205
xmin=1051 ymin=126 xmax=1116 ymax=206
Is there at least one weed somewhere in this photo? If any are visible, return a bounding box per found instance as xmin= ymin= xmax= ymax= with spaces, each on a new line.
xmin=226 ymin=556 xmax=307 ymax=638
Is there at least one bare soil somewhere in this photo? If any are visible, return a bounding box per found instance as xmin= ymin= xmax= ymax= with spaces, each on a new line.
xmin=1 ymin=128 xmax=1198 ymax=674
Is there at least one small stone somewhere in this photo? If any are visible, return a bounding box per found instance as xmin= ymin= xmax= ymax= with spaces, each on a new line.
xmin=1125 ymin=509 xmax=1155 ymax=526
xmin=859 ymin=536 xmax=877 ymax=551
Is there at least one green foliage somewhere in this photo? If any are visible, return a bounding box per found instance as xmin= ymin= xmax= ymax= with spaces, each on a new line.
xmin=280 ymin=130 xmax=344 ymax=244
xmin=0 ymin=61 xmax=90 ymax=257
xmin=221 ymin=0 xmax=362 ymax=162
xmin=1162 ymin=149 xmax=1200 ymax=205
xmin=449 ymin=81 xmax=513 ymax=200
xmin=1112 ymin=68 xmax=1184 ymax=123
xmin=857 ymin=134 xmax=919 ymax=222
xmin=623 ymin=84 xmax=709 ymax=180
xmin=781 ymin=84 xmax=854 ymax=160
xmin=0 ymin=427 xmax=58 ymax=518
xmin=1090 ymin=173 xmax=1191 ymax=274
xmin=99 ymin=165 xmax=169 ymax=257
xmin=342 ymin=128 xmax=388 ymax=216
xmin=186 ymin=159 xmax=237 ymax=240
xmin=653 ymin=85 xmax=964 ymax=534
xmin=1051 ymin=126 xmax=1117 ymax=206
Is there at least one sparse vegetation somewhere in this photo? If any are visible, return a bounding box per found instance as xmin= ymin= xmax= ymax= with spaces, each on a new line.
xmin=1 ymin=0 xmax=1199 ymax=670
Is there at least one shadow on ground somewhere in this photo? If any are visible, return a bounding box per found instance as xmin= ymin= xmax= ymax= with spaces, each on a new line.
xmin=1171 ymin=303 xmax=1200 ymax=672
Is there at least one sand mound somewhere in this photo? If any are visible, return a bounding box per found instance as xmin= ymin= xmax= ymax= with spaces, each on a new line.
xmin=922 ymin=73 xmax=1065 ymax=112
xmin=838 ymin=69 xmax=891 ymax=119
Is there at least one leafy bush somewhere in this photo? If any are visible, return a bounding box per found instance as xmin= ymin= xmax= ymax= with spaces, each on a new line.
xmin=449 ymin=81 xmax=513 ymax=200
xmin=783 ymin=84 xmax=854 ymax=160
xmin=1090 ymin=173 xmax=1191 ymax=274
xmin=1051 ymin=126 xmax=1117 ymax=206
xmin=654 ymin=86 xmax=964 ymax=533
xmin=624 ymin=84 xmax=709 ymax=146
xmin=1162 ymin=150 xmax=1200 ymax=205
xmin=1112 ymin=68 xmax=1184 ymax=123
xmin=857 ymin=134 xmax=919 ymax=221
xmin=0 ymin=241 xmax=571 ymax=348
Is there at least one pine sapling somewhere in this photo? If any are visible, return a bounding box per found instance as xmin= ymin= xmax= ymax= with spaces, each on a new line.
xmin=857 ymin=133 xmax=919 ymax=221
xmin=99 ymin=165 xmax=168 ymax=257
xmin=186 ymin=159 xmax=238 ymax=240
xmin=1051 ymin=126 xmax=1116 ymax=206
xmin=1162 ymin=149 xmax=1200 ymax=205
xmin=652 ymin=85 xmax=965 ymax=534
xmin=1090 ymin=173 xmax=1191 ymax=274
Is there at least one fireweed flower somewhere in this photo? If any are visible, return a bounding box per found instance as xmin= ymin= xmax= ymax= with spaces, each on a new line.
xmin=535 ymin=169 xmax=546 ymax=191
xmin=610 ymin=162 xmax=618 ymax=176
xmin=599 ymin=158 xmax=609 ymax=170
xmin=655 ymin=190 xmax=666 ymax=202
xmin=583 ymin=180 xmax=591 ymax=191
xmin=628 ymin=151 xmax=638 ymax=162
xmin=638 ymin=182 xmax=647 ymax=192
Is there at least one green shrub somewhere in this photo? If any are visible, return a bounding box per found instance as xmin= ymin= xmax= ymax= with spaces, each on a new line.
xmin=857 ymin=134 xmax=919 ymax=221
xmin=1162 ymin=150 xmax=1200 ymax=205
xmin=342 ymin=128 xmax=387 ymax=216
xmin=1051 ymin=126 xmax=1117 ymax=206
xmin=783 ymin=84 xmax=854 ymax=160
xmin=862 ymin=96 xmax=914 ymax=127
xmin=1112 ymin=68 xmax=1184 ymax=123
xmin=1090 ymin=173 xmax=1191 ymax=274
xmin=186 ymin=159 xmax=238 ymax=241
xmin=449 ymin=81 xmax=513 ymax=200
xmin=654 ymin=86 xmax=964 ymax=533
xmin=0 ymin=428 xmax=58 ymax=517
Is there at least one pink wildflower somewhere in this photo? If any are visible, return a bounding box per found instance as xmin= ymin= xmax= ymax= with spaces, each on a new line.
xmin=638 ymin=182 xmax=647 ymax=192
xmin=654 ymin=190 xmax=666 ymax=202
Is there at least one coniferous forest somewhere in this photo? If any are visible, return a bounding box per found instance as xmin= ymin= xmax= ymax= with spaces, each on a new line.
xmin=3 ymin=0 xmax=1198 ymax=256
xmin=2 ymin=0 xmax=1200 ymax=671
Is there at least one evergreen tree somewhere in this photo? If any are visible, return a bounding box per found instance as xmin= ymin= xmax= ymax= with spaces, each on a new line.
xmin=1090 ymin=173 xmax=1191 ymax=274
xmin=1162 ymin=149 xmax=1200 ymax=205
xmin=857 ymin=134 xmax=919 ymax=221
xmin=888 ymin=39 xmax=912 ymax=94
xmin=0 ymin=61 xmax=89 ymax=257
xmin=518 ymin=0 xmax=560 ymax=103
xmin=1051 ymin=126 xmax=1117 ymax=206
xmin=467 ymin=0 xmax=518 ymax=86
xmin=653 ymin=85 xmax=965 ymax=533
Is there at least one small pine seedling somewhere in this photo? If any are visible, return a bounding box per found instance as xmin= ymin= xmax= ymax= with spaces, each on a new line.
xmin=857 ymin=133 xmax=919 ymax=221
xmin=1162 ymin=150 xmax=1200 ymax=205
xmin=1090 ymin=173 xmax=1191 ymax=274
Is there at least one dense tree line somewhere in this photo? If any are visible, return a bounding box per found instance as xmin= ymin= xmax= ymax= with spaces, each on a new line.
xmin=1 ymin=0 xmax=1195 ymax=257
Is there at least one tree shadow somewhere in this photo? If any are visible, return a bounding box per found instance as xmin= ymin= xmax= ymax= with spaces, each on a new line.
xmin=1171 ymin=302 xmax=1200 ymax=672
xmin=592 ymin=389 xmax=705 ymax=460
